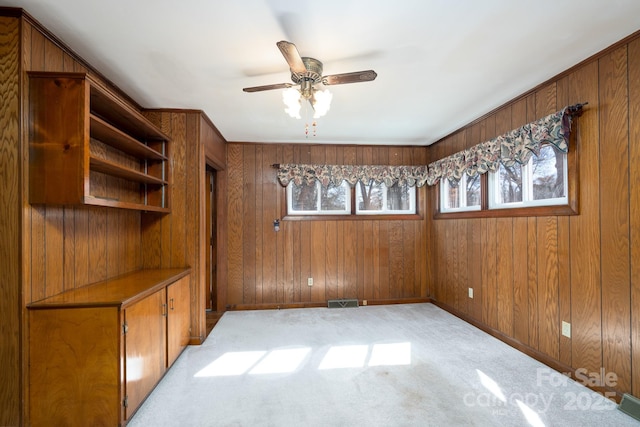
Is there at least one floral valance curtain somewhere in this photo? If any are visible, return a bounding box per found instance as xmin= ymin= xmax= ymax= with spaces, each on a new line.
xmin=277 ymin=164 xmax=430 ymax=188
xmin=426 ymin=104 xmax=584 ymax=186
xmin=276 ymin=104 xmax=584 ymax=189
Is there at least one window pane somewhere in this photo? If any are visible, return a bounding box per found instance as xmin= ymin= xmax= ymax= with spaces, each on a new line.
xmin=446 ymin=182 xmax=460 ymax=209
xmin=292 ymin=183 xmax=318 ymax=211
xmin=466 ymin=174 xmax=481 ymax=207
xmin=498 ymin=163 xmax=522 ymax=204
xmin=358 ymin=182 xmax=384 ymax=211
xmin=357 ymin=181 xmax=415 ymax=215
xmin=387 ymin=183 xmax=411 ymax=210
xmin=441 ymin=175 xmax=481 ymax=213
xmin=321 ymin=182 xmax=348 ymax=211
xmin=532 ymin=146 xmax=566 ymax=200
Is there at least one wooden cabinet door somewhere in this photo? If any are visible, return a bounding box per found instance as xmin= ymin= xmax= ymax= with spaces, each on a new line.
xmin=29 ymin=307 xmax=120 ymax=427
xmin=167 ymin=276 xmax=191 ymax=367
xmin=124 ymin=290 xmax=166 ymax=420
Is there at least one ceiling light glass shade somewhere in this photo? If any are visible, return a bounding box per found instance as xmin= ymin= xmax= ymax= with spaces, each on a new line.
xmin=312 ymin=89 xmax=332 ymax=118
xmin=282 ymin=86 xmax=332 ymax=119
xmin=283 ymin=87 xmax=302 ymax=119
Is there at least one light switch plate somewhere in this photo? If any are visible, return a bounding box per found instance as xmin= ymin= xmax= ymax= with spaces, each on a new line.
xmin=562 ymin=321 xmax=571 ymax=338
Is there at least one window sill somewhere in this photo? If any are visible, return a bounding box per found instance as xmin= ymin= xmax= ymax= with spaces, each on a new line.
xmin=283 ymin=213 xmax=423 ymax=221
xmin=433 ymin=203 xmax=578 ymax=219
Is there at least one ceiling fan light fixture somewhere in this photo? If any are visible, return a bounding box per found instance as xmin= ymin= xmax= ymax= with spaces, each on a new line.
xmin=245 ymin=40 xmax=375 ymax=132
xmin=283 ymin=87 xmax=302 ymax=119
xmin=282 ymin=85 xmax=332 ymax=119
xmin=311 ymin=88 xmax=332 ymax=118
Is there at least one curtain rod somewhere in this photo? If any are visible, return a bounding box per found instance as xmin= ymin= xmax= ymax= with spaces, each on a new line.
xmin=568 ymin=102 xmax=587 ymax=116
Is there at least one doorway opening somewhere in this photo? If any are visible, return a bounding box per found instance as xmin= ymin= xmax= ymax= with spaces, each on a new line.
xmin=205 ymin=167 xmax=221 ymax=335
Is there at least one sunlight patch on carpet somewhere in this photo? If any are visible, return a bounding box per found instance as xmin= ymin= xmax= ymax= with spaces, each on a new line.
xmin=369 ymin=342 xmax=411 ymax=366
xmin=477 ymin=369 xmax=506 ymax=402
xmin=516 ymin=399 xmax=546 ymax=427
xmin=319 ymin=345 xmax=369 ymax=370
xmin=248 ymin=348 xmax=311 ymax=374
xmin=194 ymin=351 xmax=266 ymax=377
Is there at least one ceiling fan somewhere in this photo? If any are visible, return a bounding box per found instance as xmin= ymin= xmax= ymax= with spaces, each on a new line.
xmin=243 ymin=41 xmax=377 ymax=119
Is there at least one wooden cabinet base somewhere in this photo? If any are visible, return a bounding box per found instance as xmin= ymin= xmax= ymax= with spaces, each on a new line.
xmin=28 ymin=268 xmax=190 ymax=426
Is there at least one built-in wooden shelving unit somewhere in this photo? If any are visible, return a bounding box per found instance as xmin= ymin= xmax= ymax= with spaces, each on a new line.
xmin=28 ymin=72 xmax=171 ymax=212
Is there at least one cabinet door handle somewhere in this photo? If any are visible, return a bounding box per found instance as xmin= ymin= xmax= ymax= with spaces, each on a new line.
xmin=162 ymin=303 xmax=167 ymax=317
xmin=170 ymin=297 xmax=175 ymax=311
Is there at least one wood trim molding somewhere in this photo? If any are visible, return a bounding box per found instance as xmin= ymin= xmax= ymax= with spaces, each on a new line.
xmin=227 ymin=298 xmax=431 ymax=311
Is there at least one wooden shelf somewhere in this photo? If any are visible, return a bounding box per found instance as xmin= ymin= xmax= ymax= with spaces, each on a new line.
xmin=89 ymin=81 xmax=170 ymax=143
xmin=90 ymin=115 xmax=166 ymax=161
xmin=28 ymin=72 xmax=171 ymax=212
xmin=83 ymin=195 xmax=170 ymax=213
xmin=90 ymin=157 xmax=166 ymax=185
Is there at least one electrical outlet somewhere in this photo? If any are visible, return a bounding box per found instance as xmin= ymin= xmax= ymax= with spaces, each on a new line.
xmin=562 ymin=321 xmax=571 ymax=338
xmin=362 ymin=300 xmax=367 ymax=306
xmin=307 ymin=277 xmax=313 ymax=287
xmin=468 ymin=288 xmax=473 ymax=298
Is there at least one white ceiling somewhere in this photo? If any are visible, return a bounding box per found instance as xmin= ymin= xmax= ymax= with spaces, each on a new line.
xmin=7 ymin=0 xmax=640 ymax=145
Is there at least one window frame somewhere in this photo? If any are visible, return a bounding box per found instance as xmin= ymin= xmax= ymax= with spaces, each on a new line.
xmin=440 ymin=173 xmax=482 ymax=214
xmin=282 ymin=182 xmax=424 ymax=221
xmin=434 ymin=142 xmax=578 ymax=219
xmin=355 ymin=181 xmax=417 ymax=215
xmin=487 ymin=148 xmax=569 ymax=210
xmin=286 ymin=180 xmax=352 ymax=216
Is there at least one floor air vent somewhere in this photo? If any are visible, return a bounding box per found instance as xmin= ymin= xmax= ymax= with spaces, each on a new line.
xmin=619 ymin=393 xmax=640 ymax=421
xmin=327 ymin=299 xmax=359 ymax=308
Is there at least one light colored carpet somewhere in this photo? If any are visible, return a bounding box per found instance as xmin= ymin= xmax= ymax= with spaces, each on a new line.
xmin=128 ymin=303 xmax=638 ymax=427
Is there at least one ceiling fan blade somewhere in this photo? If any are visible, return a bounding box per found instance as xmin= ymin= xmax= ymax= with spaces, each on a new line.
xmin=322 ymin=70 xmax=378 ymax=86
xmin=276 ymin=40 xmax=307 ymax=75
xmin=243 ymin=83 xmax=293 ymax=93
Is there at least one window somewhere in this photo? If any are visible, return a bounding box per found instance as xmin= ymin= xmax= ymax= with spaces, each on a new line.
xmin=287 ymin=181 xmax=350 ymax=215
xmin=286 ymin=181 xmax=418 ymax=217
xmin=278 ymin=164 xmax=423 ymax=219
xmin=436 ymin=145 xmax=574 ymax=218
xmin=430 ymin=105 xmax=582 ymax=218
xmin=488 ymin=146 xmax=568 ymax=209
xmin=440 ymin=174 xmax=481 ymax=213
xmin=356 ymin=182 xmax=416 ymax=215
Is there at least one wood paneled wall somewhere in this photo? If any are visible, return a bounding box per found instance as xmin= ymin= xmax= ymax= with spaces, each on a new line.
xmin=19 ymin=15 xmax=144 ymax=426
xmin=142 ymin=110 xmax=198 ymax=335
xmin=427 ymin=33 xmax=640 ymax=399
xmin=0 ymin=10 xmax=172 ymax=423
xmin=19 ymin=17 xmax=143 ymax=295
xmin=0 ymin=13 xmax=22 ymax=427
xmin=225 ymin=143 xmax=429 ymax=308
xmin=142 ymin=110 xmax=227 ymax=342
